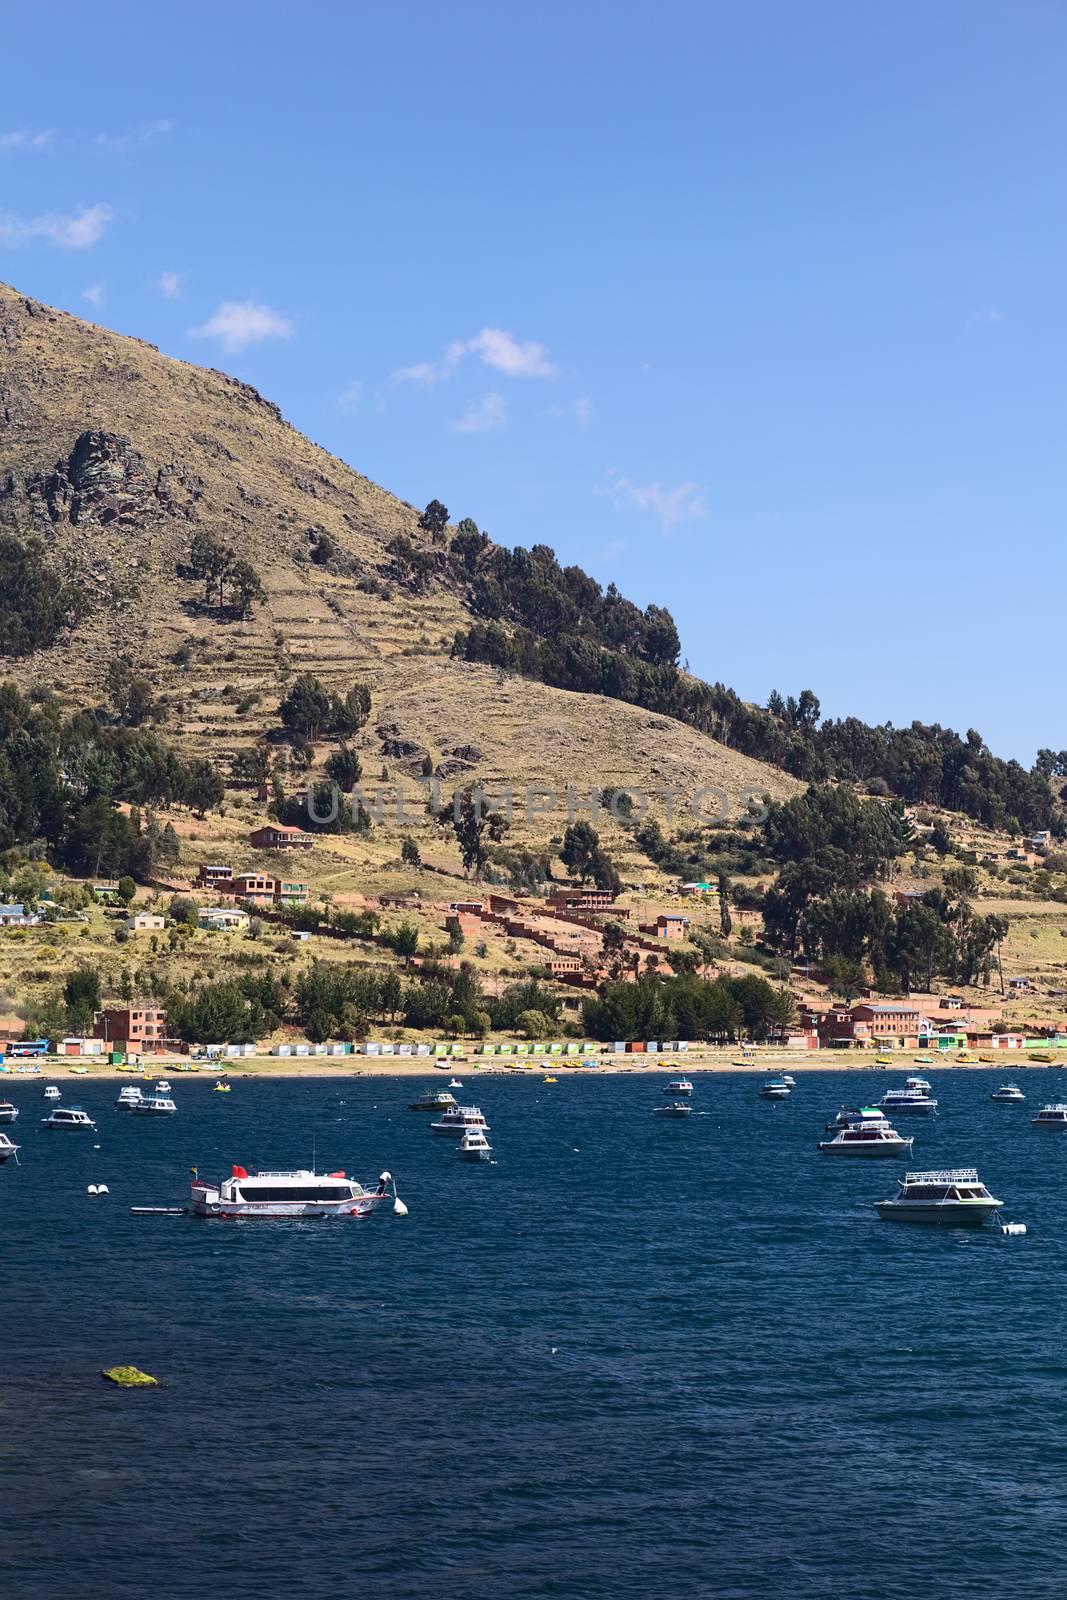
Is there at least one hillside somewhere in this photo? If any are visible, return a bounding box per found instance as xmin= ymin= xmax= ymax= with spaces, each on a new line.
xmin=0 ymin=280 xmax=797 ymax=828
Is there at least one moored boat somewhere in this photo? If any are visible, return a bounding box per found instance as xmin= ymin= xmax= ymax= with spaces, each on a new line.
xmin=429 ymin=1105 xmax=489 ymax=1136
xmin=116 ymin=1085 xmax=143 ymax=1108
xmin=1031 ymin=1103 xmax=1067 ymax=1129
xmin=0 ymin=1100 xmax=18 ymax=1123
xmin=877 ymin=1086 xmax=937 ymax=1115
xmin=131 ymin=1092 xmax=177 ymax=1116
xmin=408 ymin=1089 xmax=458 ymax=1112
xmin=43 ymin=1085 xmax=60 ymax=1100
xmin=457 ymin=1127 xmax=493 ymax=1162
xmin=654 ymin=1101 xmax=692 ymax=1117
xmin=875 ymin=1168 xmax=1002 ymax=1225
xmin=818 ymin=1118 xmax=913 ymax=1157
xmin=758 ymin=1080 xmax=790 ymax=1099
xmin=666 ymin=1078 xmax=693 ymax=1096
xmin=41 ymin=1107 xmax=96 ymax=1131
xmin=825 ymin=1105 xmax=887 ymax=1131
xmin=190 ymin=1165 xmax=400 ymax=1218
xmin=904 ymin=1075 xmax=932 ymax=1094
xmin=0 ymin=1131 xmax=19 ymax=1163
xmin=990 ymin=1084 xmax=1025 ymax=1104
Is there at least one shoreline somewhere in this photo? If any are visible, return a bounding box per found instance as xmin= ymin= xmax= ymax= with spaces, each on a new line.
xmin=3 ymin=1050 xmax=1061 ymax=1081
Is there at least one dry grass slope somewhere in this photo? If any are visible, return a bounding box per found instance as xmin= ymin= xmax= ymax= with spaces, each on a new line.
xmin=0 ymin=280 xmax=798 ymax=829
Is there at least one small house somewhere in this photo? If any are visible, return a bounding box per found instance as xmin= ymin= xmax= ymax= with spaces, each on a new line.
xmin=249 ymin=824 xmax=314 ymax=851
xmin=125 ymin=911 xmax=166 ymax=934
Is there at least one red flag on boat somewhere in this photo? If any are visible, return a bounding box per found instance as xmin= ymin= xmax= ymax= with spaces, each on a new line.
xmin=231 ymin=1164 xmax=248 ymax=1179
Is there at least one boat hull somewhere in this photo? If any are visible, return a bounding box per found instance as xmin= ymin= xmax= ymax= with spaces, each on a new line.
xmin=458 ymin=1147 xmax=492 ymax=1162
xmin=190 ymin=1192 xmax=389 ymax=1219
xmin=0 ymin=1108 xmax=18 ymax=1123
xmin=875 ymin=1201 xmax=999 ymax=1225
xmin=818 ymin=1139 xmax=913 ymax=1157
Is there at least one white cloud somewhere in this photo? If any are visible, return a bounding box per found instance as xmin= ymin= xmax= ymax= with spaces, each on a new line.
xmin=0 ymin=129 xmax=54 ymax=151
xmin=154 ymin=270 xmax=183 ymax=300
xmin=81 ymin=281 xmax=105 ymax=309
xmin=392 ymin=325 xmax=557 ymax=384
xmin=95 ymin=118 xmax=175 ymax=153
xmin=391 ymin=359 xmax=443 ymax=386
xmin=0 ymin=201 xmax=114 ymax=249
xmin=452 ymin=392 xmax=508 ymax=433
xmin=338 ymin=379 xmax=362 ymax=414
xmin=464 ymin=327 xmax=557 ymax=378
xmin=605 ymin=474 xmax=708 ymax=529
xmin=189 ymin=300 xmax=294 ymax=353
xmin=548 ymin=396 xmax=592 ymax=427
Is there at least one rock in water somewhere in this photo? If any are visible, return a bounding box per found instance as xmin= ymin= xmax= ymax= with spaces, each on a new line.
xmin=101 ymin=1365 xmax=158 ymax=1387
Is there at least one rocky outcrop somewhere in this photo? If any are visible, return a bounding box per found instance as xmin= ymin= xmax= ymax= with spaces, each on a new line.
xmin=28 ymin=430 xmax=153 ymax=528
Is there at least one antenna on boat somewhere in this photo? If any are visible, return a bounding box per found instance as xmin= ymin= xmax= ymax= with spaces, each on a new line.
xmin=312 ymin=1131 xmax=317 ymax=1174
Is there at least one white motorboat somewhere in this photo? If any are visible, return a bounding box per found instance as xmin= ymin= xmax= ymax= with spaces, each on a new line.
xmin=0 ymin=1100 xmax=19 ymax=1123
xmin=666 ymin=1078 xmax=693 ymax=1096
xmin=449 ymin=1078 xmax=464 ymax=1088
xmin=429 ymin=1105 xmax=489 ymax=1136
xmin=875 ymin=1168 xmax=1002 ymax=1225
xmin=781 ymin=1074 xmax=797 ymax=1087
xmin=654 ymin=1101 xmax=692 ymax=1118
xmin=904 ymin=1075 xmax=932 ymax=1094
xmin=877 ymin=1087 xmax=938 ymax=1115
xmin=156 ymin=1080 xmax=172 ymax=1094
xmin=190 ymin=1165 xmax=399 ymax=1218
xmin=41 ymin=1107 xmax=96 ymax=1131
xmin=116 ymin=1086 xmax=143 ymax=1108
xmin=759 ymin=1080 xmax=790 ymax=1099
xmin=0 ymin=1131 xmax=19 ymax=1163
xmin=990 ymin=1084 xmax=1025 ymax=1104
xmin=1031 ymin=1103 xmax=1067 ymax=1129
xmin=43 ymin=1085 xmax=60 ymax=1100
xmin=825 ymin=1105 xmax=888 ymax=1131
xmin=818 ymin=1118 xmax=913 ymax=1157
xmin=408 ymin=1089 xmax=457 ymax=1112
xmin=458 ymin=1127 xmax=492 ymax=1162
xmin=132 ymin=1092 xmax=177 ymax=1116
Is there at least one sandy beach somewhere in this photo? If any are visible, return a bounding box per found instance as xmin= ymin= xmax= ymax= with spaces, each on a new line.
xmin=7 ymin=1049 xmax=1060 ymax=1081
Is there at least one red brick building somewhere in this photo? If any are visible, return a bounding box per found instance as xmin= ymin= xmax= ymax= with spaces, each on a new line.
xmin=94 ymin=1006 xmax=168 ymax=1048
xmin=547 ymin=886 xmax=618 ymax=913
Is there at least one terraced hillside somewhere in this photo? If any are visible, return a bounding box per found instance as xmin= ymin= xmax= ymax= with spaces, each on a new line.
xmin=0 ymin=281 xmax=798 ymax=827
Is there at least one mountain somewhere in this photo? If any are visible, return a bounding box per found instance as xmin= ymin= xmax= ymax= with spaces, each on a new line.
xmin=0 ymin=280 xmax=798 ymax=831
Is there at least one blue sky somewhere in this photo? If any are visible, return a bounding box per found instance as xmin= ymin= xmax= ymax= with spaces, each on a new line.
xmin=1 ymin=0 xmax=1064 ymax=762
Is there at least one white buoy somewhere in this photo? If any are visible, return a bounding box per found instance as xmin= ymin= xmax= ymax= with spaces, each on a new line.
xmin=1001 ymin=1222 xmax=1027 ymax=1236
xmin=87 ymin=1184 xmax=98 ymax=1195
xmin=393 ymin=1196 xmax=409 ymax=1217
xmin=98 ymin=1183 xmax=109 ymax=1195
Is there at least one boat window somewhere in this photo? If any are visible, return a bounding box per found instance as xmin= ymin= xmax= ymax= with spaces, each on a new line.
xmin=235 ymin=1185 xmax=356 ymax=1202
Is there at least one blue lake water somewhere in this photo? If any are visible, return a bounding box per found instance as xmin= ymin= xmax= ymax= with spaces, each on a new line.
xmin=5 ymin=1067 xmax=1067 ymax=1599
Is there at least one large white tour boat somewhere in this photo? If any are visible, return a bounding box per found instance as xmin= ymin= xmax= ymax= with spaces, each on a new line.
xmin=818 ymin=1118 xmax=913 ymax=1157
xmin=429 ymin=1105 xmax=489 ymax=1136
xmin=0 ymin=1100 xmax=19 ymax=1123
xmin=875 ymin=1168 xmax=1002 ymax=1225
xmin=190 ymin=1165 xmax=400 ymax=1218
